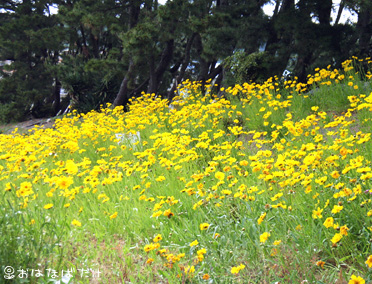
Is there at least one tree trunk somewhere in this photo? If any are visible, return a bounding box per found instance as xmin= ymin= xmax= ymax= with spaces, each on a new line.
xmin=315 ymin=0 xmax=332 ymax=26
xmin=53 ymin=78 xmax=61 ymax=115
xmin=273 ymin=0 xmax=280 ymax=17
xmin=334 ymin=0 xmax=345 ymax=25
xmin=147 ymin=39 xmax=174 ymax=94
xmin=212 ymin=68 xmax=224 ymax=96
xmin=112 ymin=0 xmax=141 ymax=107
xmin=357 ymin=7 xmax=372 ymax=57
xmin=264 ymin=0 xmax=295 ymax=77
xmin=168 ymin=33 xmax=197 ymax=100
xmin=113 ymin=60 xmax=136 ymax=108
xmin=195 ymin=33 xmax=209 ymax=94
xmin=294 ymin=52 xmax=313 ymax=83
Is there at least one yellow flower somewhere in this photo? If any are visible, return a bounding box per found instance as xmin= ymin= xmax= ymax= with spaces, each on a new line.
xmin=331 ymin=171 xmax=340 ymax=179
xmin=126 ymin=168 xmax=133 ymax=177
xmin=348 ymin=275 xmax=365 ymax=284
xmin=273 ymin=240 xmax=281 ymax=246
xmin=153 ymin=234 xmax=162 ymax=242
xmin=316 ymin=260 xmax=325 ymax=269
xmin=202 ymin=274 xmax=210 ymax=280
xmin=71 ymin=219 xmax=82 ymax=227
xmin=43 ymin=203 xmax=53 ymax=210
xmin=152 ymin=210 xmax=163 ymax=218
xmin=215 ymin=171 xmax=225 ymax=181
xmin=64 ymin=160 xmax=78 ymax=174
xmin=260 ymin=232 xmax=270 ymax=243
xmin=197 ymin=248 xmax=207 ymax=256
xmin=323 ymin=217 xmax=334 ymax=228
xmin=331 ymin=233 xmax=343 ymax=244
xmin=221 ymin=189 xmax=232 ymax=195
xmin=56 ymin=176 xmax=74 ymax=190
xmin=155 ymin=176 xmax=166 ymax=182
xmin=5 ymin=182 xmax=12 ymax=192
xmin=16 ymin=181 xmax=34 ymax=197
xmin=311 ymin=106 xmax=319 ymax=111
xmin=231 ymin=264 xmax=245 ymax=274
xmin=190 ymin=240 xmax=198 ymax=247
xmin=365 ymin=255 xmax=372 ymax=268
xmin=200 ymin=223 xmax=210 ymax=230
xmin=331 ymin=205 xmax=343 ymax=214
xmin=271 ymin=192 xmax=283 ymax=202
xmin=144 ymin=243 xmax=160 ymax=252
xmin=144 ymin=244 xmax=152 ymax=252
xmin=110 ymin=212 xmax=118 ymax=219
xmin=184 ymin=265 xmax=195 ymax=275
xmin=163 ymin=209 xmax=174 ymax=218
xmin=312 ymin=207 xmax=323 ymax=219
xmin=270 ymin=248 xmax=278 ymax=256
xmin=196 ymin=248 xmax=207 ymax=262
xmin=258 ymin=212 xmax=267 ymax=225
xmin=340 ymin=225 xmax=349 ymax=236
xmin=146 ymin=258 xmax=154 ymax=264
xmin=29 ymin=219 xmax=35 ymax=225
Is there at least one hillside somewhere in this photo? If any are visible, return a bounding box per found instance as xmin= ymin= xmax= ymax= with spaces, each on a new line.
xmin=1 ymin=57 xmax=372 ymax=283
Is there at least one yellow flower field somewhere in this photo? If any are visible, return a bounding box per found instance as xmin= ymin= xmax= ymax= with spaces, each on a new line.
xmin=1 ymin=57 xmax=372 ymax=283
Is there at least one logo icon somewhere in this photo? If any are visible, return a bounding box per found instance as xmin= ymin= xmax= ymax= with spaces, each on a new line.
xmin=4 ymin=266 xmax=15 ymax=279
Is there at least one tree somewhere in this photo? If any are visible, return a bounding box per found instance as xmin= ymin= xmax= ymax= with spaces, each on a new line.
xmin=0 ymin=0 xmax=370 ymax=119
xmin=0 ymin=0 xmax=64 ymax=121
xmin=55 ymin=0 xmax=127 ymax=112
xmin=345 ymin=0 xmax=372 ymax=57
xmin=263 ymin=0 xmax=362 ymax=82
xmin=114 ymin=0 xmax=188 ymax=107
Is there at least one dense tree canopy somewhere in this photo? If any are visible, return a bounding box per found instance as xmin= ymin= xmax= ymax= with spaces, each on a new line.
xmin=0 ymin=0 xmax=371 ymax=122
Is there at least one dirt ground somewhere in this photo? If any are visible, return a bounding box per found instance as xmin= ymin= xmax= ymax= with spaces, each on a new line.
xmin=0 ymin=117 xmax=57 ymax=134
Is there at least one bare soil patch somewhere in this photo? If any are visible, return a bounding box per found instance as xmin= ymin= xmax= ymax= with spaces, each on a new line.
xmin=0 ymin=117 xmax=57 ymax=134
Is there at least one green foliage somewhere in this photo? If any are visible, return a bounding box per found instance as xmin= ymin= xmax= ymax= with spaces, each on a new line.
xmin=57 ymin=56 xmax=122 ymax=113
xmin=0 ymin=1 xmax=63 ymax=123
xmin=224 ymin=51 xmax=269 ymax=84
xmin=0 ymin=204 xmax=35 ymax=270
xmin=1 ymin=0 xmax=371 ymax=121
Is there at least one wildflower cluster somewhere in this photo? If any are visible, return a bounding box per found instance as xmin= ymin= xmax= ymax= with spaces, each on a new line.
xmin=1 ymin=57 xmax=372 ymax=282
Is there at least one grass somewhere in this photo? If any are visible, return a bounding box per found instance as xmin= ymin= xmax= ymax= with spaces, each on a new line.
xmin=1 ymin=57 xmax=372 ymax=283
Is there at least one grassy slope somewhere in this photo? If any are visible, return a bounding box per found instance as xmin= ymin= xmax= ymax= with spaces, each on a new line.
xmin=1 ymin=57 xmax=372 ymax=283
